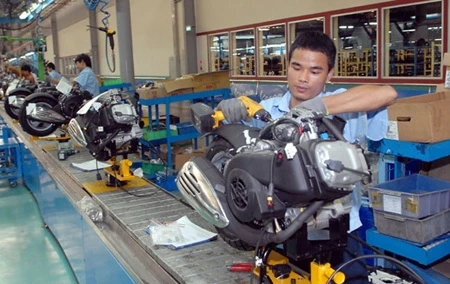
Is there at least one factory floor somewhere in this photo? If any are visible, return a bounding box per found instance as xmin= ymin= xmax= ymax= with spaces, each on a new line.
xmin=0 ymin=182 xmax=77 ymax=284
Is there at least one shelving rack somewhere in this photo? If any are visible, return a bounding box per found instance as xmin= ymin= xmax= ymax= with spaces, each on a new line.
xmin=336 ymin=47 xmax=377 ymax=77
xmin=138 ymin=88 xmax=231 ymax=169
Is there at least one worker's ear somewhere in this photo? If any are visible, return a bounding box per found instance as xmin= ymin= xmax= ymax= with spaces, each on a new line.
xmin=327 ymin=67 xmax=334 ymax=82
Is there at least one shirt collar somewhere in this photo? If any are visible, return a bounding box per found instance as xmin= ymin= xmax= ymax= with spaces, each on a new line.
xmin=273 ymin=91 xmax=292 ymax=113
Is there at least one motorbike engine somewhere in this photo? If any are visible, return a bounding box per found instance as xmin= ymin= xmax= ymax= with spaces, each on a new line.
xmin=177 ymin=105 xmax=370 ymax=246
xmin=68 ymin=89 xmax=142 ymax=161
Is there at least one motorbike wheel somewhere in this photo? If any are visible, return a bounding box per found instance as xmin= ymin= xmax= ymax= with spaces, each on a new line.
xmin=206 ymin=138 xmax=255 ymax=251
xmin=18 ymin=97 xmax=59 ymax=137
xmin=5 ymin=90 xmax=29 ymax=120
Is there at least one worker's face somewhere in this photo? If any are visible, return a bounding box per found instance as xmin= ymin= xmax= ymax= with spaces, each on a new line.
xmin=75 ymin=60 xmax=85 ymax=72
xmin=22 ymin=70 xmax=30 ymax=76
xmin=287 ymin=48 xmax=334 ymax=107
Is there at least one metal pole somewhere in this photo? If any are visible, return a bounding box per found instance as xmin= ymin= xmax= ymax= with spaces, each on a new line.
xmin=172 ymin=0 xmax=181 ymax=77
xmin=183 ymin=0 xmax=197 ymax=74
xmin=50 ymin=14 xmax=60 ymax=71
xmin=89 ymin=10 xmax=100 ymax=73
xmin=116 ymin=0 xmax=136 ymax=89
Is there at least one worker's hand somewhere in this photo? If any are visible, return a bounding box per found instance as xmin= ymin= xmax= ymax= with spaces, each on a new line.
xmin=216 ymin=98 xmax=248 ymax=123
xmin=298 ymin=96 xmax=328 ymax=115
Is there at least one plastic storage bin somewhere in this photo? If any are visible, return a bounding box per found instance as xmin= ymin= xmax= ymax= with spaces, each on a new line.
xmin=373 ymin=208 xmax=450 ymax=244
xmin=155 ymin=170 xmax=178 ymax=191
xmin=176 ymin=122 xmax=198 ymax=135
xmin=142 ymin=161 xmax=165 ymax=175
xmin=369 ymin=174 xmax=450 ymax=218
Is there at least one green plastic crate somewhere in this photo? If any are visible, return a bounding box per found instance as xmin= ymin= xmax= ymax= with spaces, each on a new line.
xmin=142 ymin=125 xmax=178 ymax=141
xmin=142 ymin=162 xmax=165 ymax=175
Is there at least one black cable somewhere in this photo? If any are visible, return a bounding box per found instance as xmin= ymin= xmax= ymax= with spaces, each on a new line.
xmin=111 ymin=163 xmax=158 ymax=198
xmin=347 ymin=232 xmax=384 ymax=255
xmin=95 ymin=159 xmax=102 ymax=180
xmin=325 ymin=254 xmax=425 ymax=284
xmin=249 ymin=228 xmax=267 ymax=284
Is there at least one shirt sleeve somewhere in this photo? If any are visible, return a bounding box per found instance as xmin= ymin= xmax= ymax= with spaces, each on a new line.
xmin=74 ymin=71 xmax=87 ymax=88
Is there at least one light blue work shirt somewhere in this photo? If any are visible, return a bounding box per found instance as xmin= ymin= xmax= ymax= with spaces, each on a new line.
xmin=74 ymin=67 xmax=99 ymax=97
xmin=249 ymin=89 xmax=388 ymax=232
xmin=49 ymin=70 xmax=62 ymax=81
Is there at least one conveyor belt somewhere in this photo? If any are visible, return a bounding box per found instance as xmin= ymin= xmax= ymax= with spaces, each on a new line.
xmin=0 ymin=107 xmax=254 ymax=284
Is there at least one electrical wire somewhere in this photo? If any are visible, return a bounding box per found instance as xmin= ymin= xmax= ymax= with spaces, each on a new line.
xmin=111 ymin=163 xmax=158 ymax=198
xmin=325 ymin=254 xmax=425 ymax=284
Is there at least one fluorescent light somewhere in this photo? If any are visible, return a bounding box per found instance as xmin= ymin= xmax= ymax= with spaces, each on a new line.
xmin=403 ymin=29 xmax=416 ymax=32
xmin=25 ymin=52 xmax=34 ymax=56
xmin=8 ymin=58 xmax=17 ymax=62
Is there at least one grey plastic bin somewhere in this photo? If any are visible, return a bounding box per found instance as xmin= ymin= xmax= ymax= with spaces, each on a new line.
xmin=373 ymin=208 xmax=450 ymax=244
xmin=369 ymin=174 xmax=450 ymax=218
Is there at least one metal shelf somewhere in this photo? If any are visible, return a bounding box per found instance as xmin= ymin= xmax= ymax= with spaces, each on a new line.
xmin=139 ymin=88 xmax=231 ymax=169
xmin=366 ymin=229 xmax=450 ymax=266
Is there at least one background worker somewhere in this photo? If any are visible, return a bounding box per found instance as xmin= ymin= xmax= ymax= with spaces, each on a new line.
xmin=19 ymin=64 xmax=38 ymax=84
xmin=47 ymin=53 xmax=99 ymax=97
xmin=217 ymin=30 xmax=398 ymax=283
xmin=45 ymin=62 xmax=62 ymax=81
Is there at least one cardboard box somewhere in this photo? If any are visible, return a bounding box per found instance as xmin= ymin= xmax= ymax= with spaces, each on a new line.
xmin=173 ymin=147 xmax=207 ymax=170
xmin=436 ymin=84 xmax=448 ymax=92
xmin=160 ymin=70 xmax=230 ymax=95
xmin=158 ymin=145 xmax=207 ymax=170
xmin=386 ymin=91 xmax=450 ymax=143
xmin=162 ymin=77 xmax=194 ymax=94
xmin=443 ymin=52 xmax=450 ymax=67
xmin=137 ymin=86 xmax=167 ymax=99
xmin=187 ymin=70 xmax=230 ymax=92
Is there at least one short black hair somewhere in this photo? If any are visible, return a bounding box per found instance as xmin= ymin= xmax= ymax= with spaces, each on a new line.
xmin=21 ymin=64 xmax=32 ymax=72
xmin=46 ymin=62 xmax=56 ymax=70
xmin=74 ymin=53 xmax=92 ymax=68
xmin=289 ymin=31 xmax=336 ymax=71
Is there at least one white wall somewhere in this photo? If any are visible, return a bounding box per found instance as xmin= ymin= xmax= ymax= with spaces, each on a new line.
xmin=42 ymin=0 xmax=174 ymax=78
xmin=194 ymin=0 xmax=392 ymax=33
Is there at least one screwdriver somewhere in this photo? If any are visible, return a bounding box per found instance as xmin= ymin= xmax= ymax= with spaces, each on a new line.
xmin=226 ymin=263 xmax=253 ymax=272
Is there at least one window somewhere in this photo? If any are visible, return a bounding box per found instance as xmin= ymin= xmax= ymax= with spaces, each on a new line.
xmin=257 ymin=24 xmax=286 ymax=77
xmin=384 ymin=1 xmax=442 ymax=77
xmin=231 ymin=29 xmax=255 ymax=76
xmin=60 ymin=55 xmax=78 ymax=76
xmin=332 ymin=11 xmax=377 ymax=77
xmin=289 ymin=18 xmax=325 ymax=43
xmin=208 ymin=33 xmax=230 ymax=72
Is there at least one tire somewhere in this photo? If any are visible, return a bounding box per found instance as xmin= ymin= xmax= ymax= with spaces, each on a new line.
xmin=5 ymin=90 xmax=29 ymax=120
xmin=18 ymin=96 xmax=59 ymax=137
xmin=207 ymin=138 xmax=255 ymax=251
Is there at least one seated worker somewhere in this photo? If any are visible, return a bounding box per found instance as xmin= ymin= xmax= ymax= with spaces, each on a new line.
xmin=47 ymin=53 xmax=99 ymax=97
xmin=217 ymin=30 xmax=398 ymax=283
xmin=45 ymin=62 xmax=62 ymax=81
xmin=20 ymin=64 xmax=38 ymax=84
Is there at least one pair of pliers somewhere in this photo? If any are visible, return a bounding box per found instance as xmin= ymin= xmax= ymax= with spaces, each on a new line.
xmin=226 ymin=262 xmax=253 ymax=272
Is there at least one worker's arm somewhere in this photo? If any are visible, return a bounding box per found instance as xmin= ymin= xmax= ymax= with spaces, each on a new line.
xmin=322 ymin=85 xmax=397 ymax=115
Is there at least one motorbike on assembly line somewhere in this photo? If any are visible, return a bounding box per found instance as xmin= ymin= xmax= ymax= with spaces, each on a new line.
xmin=67 ymin=89 xmax=142 ymax=161
xmin=4 ymin=79 xmax=55 ymax=120
xmin=176 ymin=102 xmax=372 ymax=254
xmin=18 ymin=85 xmax=92 ymax=137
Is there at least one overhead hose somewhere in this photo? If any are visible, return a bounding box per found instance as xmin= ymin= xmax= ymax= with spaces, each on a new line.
xmin=83 ymin=0 xmax=100 ymax=10
xmin=98 ymin=0 xmax=111 ymax=28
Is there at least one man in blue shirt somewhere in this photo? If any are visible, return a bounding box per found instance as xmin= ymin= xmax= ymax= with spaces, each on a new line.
xmin=47 ymin=53 xmax=99 ymax=97
xmin=45 ymin=62 xmax=62 ymax=81
xmin=73 ymin=53 xmax=99 ymax=97
xmin=218 ymin=31 xmax=397 ymax=283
